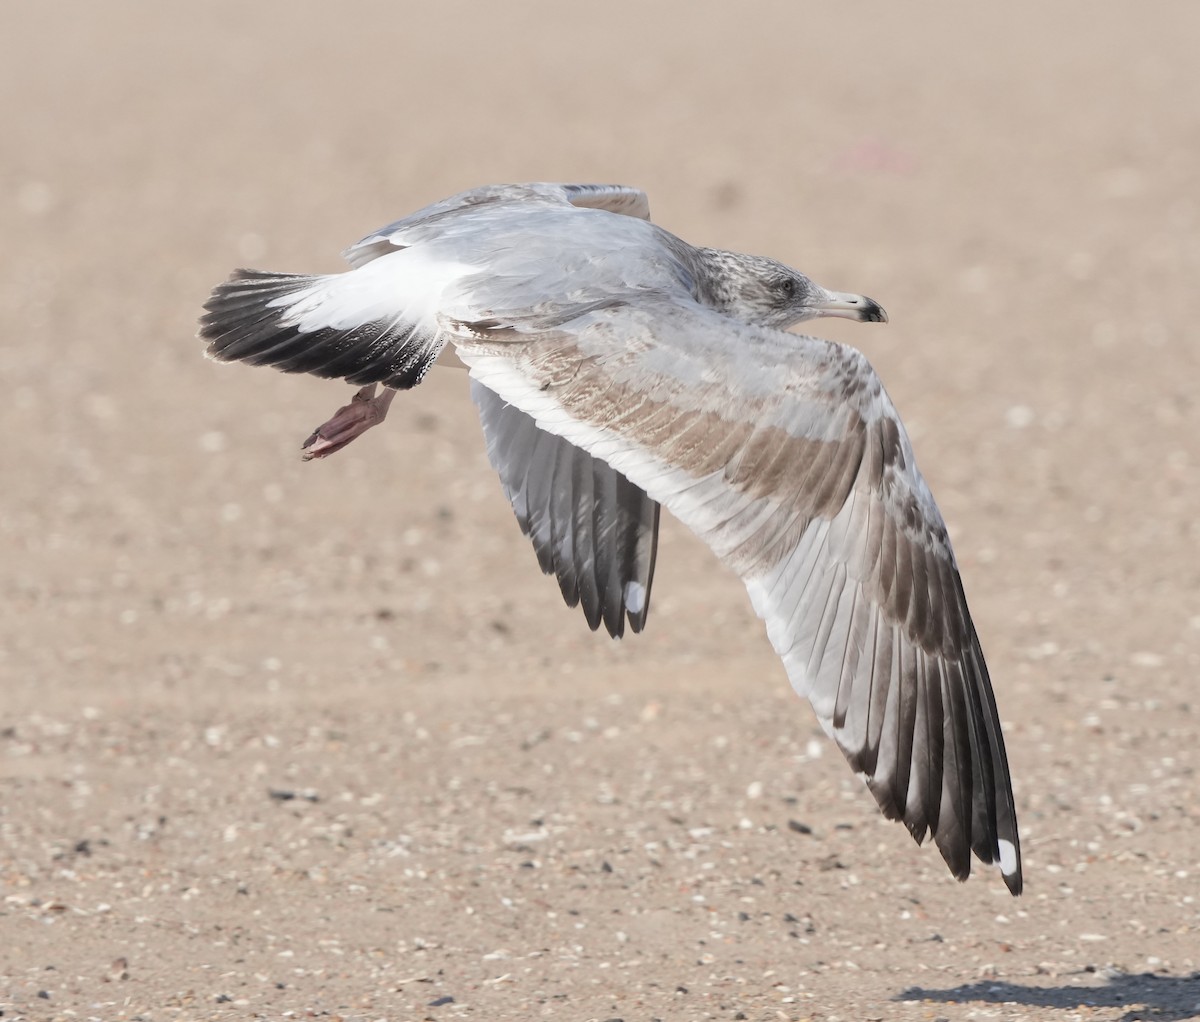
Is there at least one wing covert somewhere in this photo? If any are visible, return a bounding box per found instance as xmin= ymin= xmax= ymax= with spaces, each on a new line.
xmin=345 ymin=183 xmax=651 ymax=268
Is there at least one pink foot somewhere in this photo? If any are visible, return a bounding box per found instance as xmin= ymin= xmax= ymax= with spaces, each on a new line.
xmin=301 ymin=384 xmax=397 ymax=460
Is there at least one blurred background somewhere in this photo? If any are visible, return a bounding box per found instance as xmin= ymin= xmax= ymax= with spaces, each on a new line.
xmin=2 ymin=3 xmax=1199 ymax=1019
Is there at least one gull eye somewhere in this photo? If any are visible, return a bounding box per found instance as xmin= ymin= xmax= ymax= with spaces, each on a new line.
xmin=778 ymin=276 xmax=799 ymax=300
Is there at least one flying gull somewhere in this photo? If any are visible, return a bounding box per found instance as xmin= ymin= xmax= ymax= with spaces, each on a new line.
xmin=200 ymin=182 xmax=1022 ymax=894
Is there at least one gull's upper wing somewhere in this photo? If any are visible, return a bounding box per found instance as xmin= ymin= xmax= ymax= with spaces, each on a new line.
xmin=201 ymin=183 xmax=657 ymax=385
xmin=343 ymin=183 xmax=650 ymax=268
xmin=558 ymin=184 xmax=651 ymax=220
xmin=471 ymin=379 xmax=660 ymax=638
xmin=448 ymin=296 xmax=1022 ymax=894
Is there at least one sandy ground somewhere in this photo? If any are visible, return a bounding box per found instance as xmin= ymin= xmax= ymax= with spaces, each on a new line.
xmin=3 ymin=3 xmax=1200 ymax=1020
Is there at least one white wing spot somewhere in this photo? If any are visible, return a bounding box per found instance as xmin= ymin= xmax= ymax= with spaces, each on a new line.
xmin=998 ymin=838 xmax=1019 ymax=876
xmin=624 ymin=580 xmax=646 ymax=614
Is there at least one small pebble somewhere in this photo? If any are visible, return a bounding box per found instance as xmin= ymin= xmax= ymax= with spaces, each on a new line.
xmin=1005 ymin=405 xmax=1034 ymax=429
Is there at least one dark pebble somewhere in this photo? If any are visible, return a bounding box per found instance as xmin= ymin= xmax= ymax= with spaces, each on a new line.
xmin=268 ymin=788 xmax=319 ymax=802
xmin=428 ymin=995 xmax=455 ymax=1007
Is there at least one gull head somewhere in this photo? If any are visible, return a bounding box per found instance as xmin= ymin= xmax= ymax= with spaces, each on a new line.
xmin=701 ymin=250 xmax=888 ymax=330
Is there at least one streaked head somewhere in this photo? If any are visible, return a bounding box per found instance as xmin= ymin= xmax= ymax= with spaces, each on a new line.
xmin=700 ymin=249 xmax=888 ymax=330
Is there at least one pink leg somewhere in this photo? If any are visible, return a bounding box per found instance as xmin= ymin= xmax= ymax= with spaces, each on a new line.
xmin=301 ymin=384 xmax=397 ymax=461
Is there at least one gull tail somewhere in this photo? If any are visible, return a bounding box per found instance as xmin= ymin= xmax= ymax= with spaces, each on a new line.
xmin=199 ymin=269 xmax=442 ymax=389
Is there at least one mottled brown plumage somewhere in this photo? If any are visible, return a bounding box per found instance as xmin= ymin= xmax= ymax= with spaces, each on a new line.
xmin=199 ymin=182 xmax=1021 ymax=893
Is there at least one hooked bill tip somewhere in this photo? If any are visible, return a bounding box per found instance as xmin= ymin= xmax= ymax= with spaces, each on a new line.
xmin=812 ymin=289 xmax=888 ymax=324
xmin=860 ymin=297 xmax=888 ymax=323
